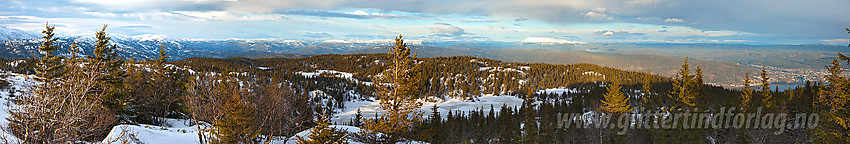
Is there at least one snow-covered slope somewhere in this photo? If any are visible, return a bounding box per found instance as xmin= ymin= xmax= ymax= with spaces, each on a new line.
xmin=0 ymin=73 xmax=40 ymax=142
xmin=284 ymin=125 xmax=427 ymax=144
xmin=101 ymin=119 xmax=206 ymax=144
xmin=0 ymin=26 xmax=39 ymax=41
xmin=332 ymin=95 xmax=525 ymax=124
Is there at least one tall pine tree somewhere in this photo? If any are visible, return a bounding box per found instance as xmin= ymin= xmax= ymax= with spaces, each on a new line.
xmin=641 ymin=70 xmax=653 ymax=106
xmin=693 ymin=66 xmax=705 ymax=107
xmin=211 ymin=76 xmax=259 ymax=144
xmin=759 ymin=66 xmax=774 ymax=110
xmin=297 ymin=111 xmax=349 ymax=144
xmin=814 ymin=57 xmax=850 ymax=143
xmin=86 ymin=25 xmax=127 ymax=117
xmin=812 ymin=27 xmax=850 ymax=142
xmin=669 ymin=58 xmax=695 ymax=108
xmin=741 ymin=72 xmax=753 ymax=111
xmin=602 ymin=76 xmax=630 ymax=114
xmin=359 ymin=35 xmax=423 ymax=143
xmin=34 ymin=22 xmax=65 ymax=81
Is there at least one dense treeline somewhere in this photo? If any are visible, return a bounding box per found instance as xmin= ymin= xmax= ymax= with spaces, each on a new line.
xmin=172 ymin=53 xmax=675 ymax=101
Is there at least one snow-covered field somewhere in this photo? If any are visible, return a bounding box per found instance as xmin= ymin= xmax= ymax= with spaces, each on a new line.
xmin=298 ymin=70 xmax=376 ymax=86
xmin=101 ymin=119 xmax=207 ymax=144
xmin=332 ymin=95 xmax=525 ymax=124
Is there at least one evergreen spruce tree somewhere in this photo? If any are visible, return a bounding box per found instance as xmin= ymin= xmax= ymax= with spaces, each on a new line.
xmin=519 ymin=99 xmax=539 ymax=144
xmin=34 ymin=22 xmax=65 ymax=82
xmin=814 ymin=57 xmax=850 ymax=143
xmin=154 ymin=44 xmax=170 ymax=77
xmin=67 ymin=42 xmax=79 ymax=63
xmin=429 ymin=105 xmax=441 ymax=126
xmin=86 ymin=25 xmax=127 ymax=116
xmin=352 ymin=108 xmax=363 ymax=127
xmin=669 ymin=58 xmax=694 ymax=108
xmin=693 ymin=66 xmax=705 ymax=106
xmin=812 ymin=28 xmax=850 ymax=142
xmin=297 ymin=112 xmax=349 ymax=144
xmin=359 ymin=35 xmax=423 ymax=143
xmin=211 ymin=77 xmax=260 ymax=144
xmin=641 ymin=70 xmax=653 ymax=106
xmin=602 ymin=76 xmax=630 ymax=114
xmin=759 ymin=66 xmax=774 ymax=110
xmin=497 ymin=104 xmax=516 ymax=143
xmin=741 ymin=72 xmax=753 ymax=111
xmin=427 ymin=105 xmax=443 ymax=143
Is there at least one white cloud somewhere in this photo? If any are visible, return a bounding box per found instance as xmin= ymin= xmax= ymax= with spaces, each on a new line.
xmin=83 ymin=12 xmax=119 ymax=18
xmin=83 ymin=11 xmax=209 ymax=21
xmin=602 ymin=31 xmax=615 ymax=36
xmin=628 ymin=0 xmax=661 ymax=6
xmin=520 ymin=37 xmax=586 ymax=44
xmin=584 ymin=11 xmax=613 ymax=21
xmin=341 ymin=10 xmax=404 ymax=19
xmin=664 ymin=18 xmax=683 ymax=23
xmin=71 ymin=0 xmax=213 ymax=11
xmin=430 ymin=22 xmax=467 ymax=37
xmin=821 ymin=38 xmax=850 ymax=45
xmin=487 ymin=24 xmax=506 ymax=30
xmin=172 ymin=11 xmax=286 ymax=21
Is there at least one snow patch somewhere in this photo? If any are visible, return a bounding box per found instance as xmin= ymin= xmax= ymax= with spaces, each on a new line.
xmin=101 ymin=119 xmax=205 ymax=144
xmin=299 ymin=70 xmax=354 ymax=79
xmin=537 ymin=87 xmax=579 ymax=95
xmin=478 ymin=67 xmax=526 ymax=74
xmin=582 ymin=71 xmax=604 ymax=78
xmin=333 ymin=95 xmax=524 ymax=124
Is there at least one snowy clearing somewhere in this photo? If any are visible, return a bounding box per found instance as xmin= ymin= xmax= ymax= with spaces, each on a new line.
xmin=332 ymin=95 xmax=525 ymax=124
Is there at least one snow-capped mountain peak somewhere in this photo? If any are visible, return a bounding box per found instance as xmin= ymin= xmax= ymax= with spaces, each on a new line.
xmin=127 ymin=34 xmax=168 ymax=42
xmin=0 ymin=25 xmax=39 ymax=41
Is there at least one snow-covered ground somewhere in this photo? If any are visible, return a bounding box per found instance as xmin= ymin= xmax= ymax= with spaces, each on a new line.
xmin=284 ymin=125 xmax=362 ymax=144
xmin=332 ymin=95 xmax=525 ymax=124
xmin=285 ymin=125 xmax=426 ymax=144
xmin=298 ymin=70 xmax=377 ymax=86
xmin=101 ymin=119 xmax=207 ymax=144
xmin=0 ymin=73 xmax=39 ymax=142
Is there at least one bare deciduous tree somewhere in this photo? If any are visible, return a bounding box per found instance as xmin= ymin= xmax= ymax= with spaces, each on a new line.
xmin=184 ymin=73 xmax=314 ymax=144
xmin=7 ymin=61 xmax=118 ymax=143
xmin=250 ymin=78 xmax=312 ymax=143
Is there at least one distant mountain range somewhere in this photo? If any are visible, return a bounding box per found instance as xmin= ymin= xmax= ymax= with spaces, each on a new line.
xmin=1 ymin=26 xmax=846 ymax=86
xmin=0 ymin=26 xmax=39 ymax=41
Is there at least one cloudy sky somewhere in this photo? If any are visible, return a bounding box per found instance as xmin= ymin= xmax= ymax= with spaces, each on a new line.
xmin=1 ymin=0 xmax=848 ymax=44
